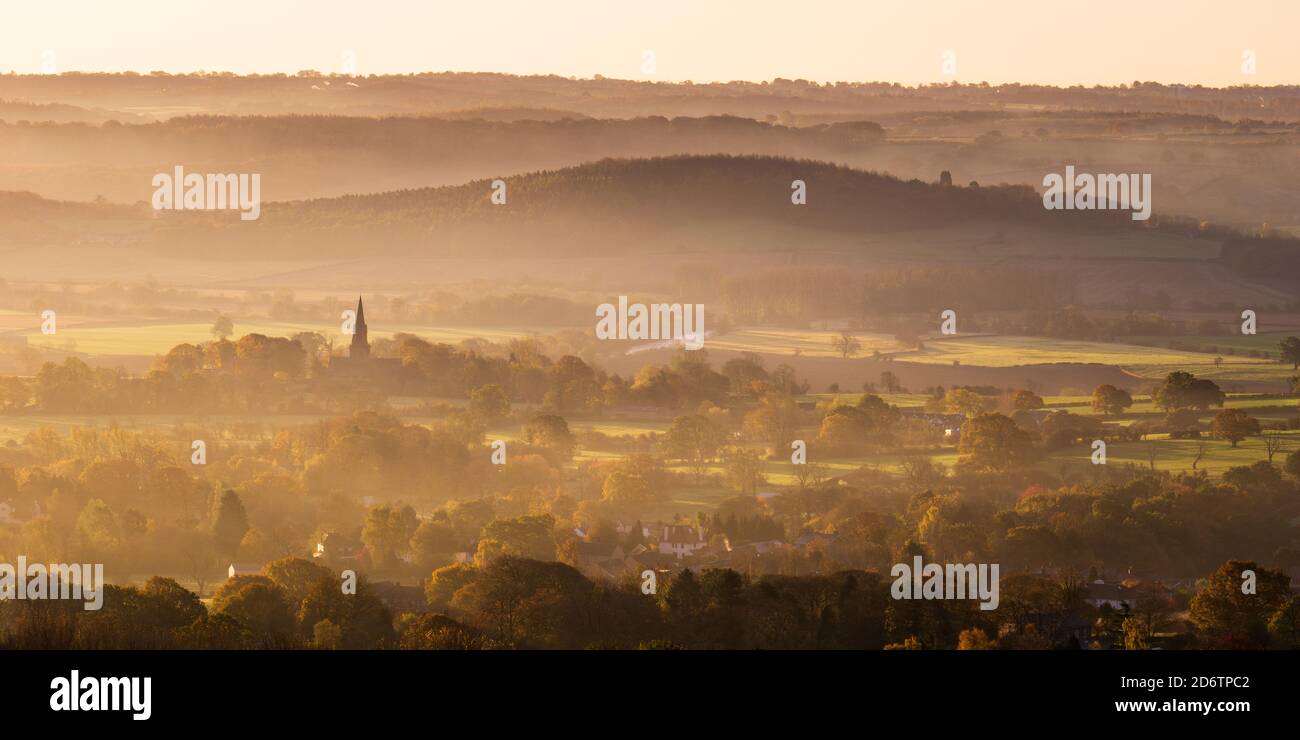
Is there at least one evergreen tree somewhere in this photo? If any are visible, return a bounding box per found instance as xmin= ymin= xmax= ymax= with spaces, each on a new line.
xmin=212 ymin=490 xmax=250 ymax=562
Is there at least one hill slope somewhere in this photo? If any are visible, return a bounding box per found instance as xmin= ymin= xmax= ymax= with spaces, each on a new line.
xmin=145 ymin=154 xmax=1161 ymax=258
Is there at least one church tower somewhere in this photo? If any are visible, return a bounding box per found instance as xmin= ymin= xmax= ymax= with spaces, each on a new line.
xmin=350 ymin=296 xmax=370 ymax=360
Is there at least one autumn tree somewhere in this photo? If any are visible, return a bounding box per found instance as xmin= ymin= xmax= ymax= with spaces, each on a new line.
xmin=723 ymin=447 xmax=766 ymax=495
xmin=1210 ymin=408 xmax=1260 ymax=447
xmin=211 ymin=575 xmax=297 ymax=645
xmin=468 ymin=383 xmax=511 ymax=422
xmin=1190 ymin=560 xmax=1291 ymax=648
xmin=138 ymin=576 xmax=206 ymax=633
xmin=742 ymin=393 xmax=799 ymax=451
xmin=1153 ymin=371 xmax=1224 ymax=413
xmin=1010 ymin=389 xmax=1044 ymax=411
xmin=1268 ymin=596 xmax=1300 ymax=649
xmin=956 ymin=627 xmax=996 ymax=649
xmin=945 ymin=388 xmax=990 ymax=418
xmin=1090 ymin=384 xmax=1133 ymax=416
xmin=475 ymin=514 xmax=556 ymax=563
xmin=361 ymin=504 xmax=419 ymax=569
xmin=958 ymin=413 xmax=1035 ymax=471
xmin=1278 ymin=336 xmax=1300 ymax=370
xmin=264 ymin=557 xmax=333 ymax=607
xmin=601 ymin=468 xmax=655 ymax=503
xmin=296 ymin=571 xmax=395 ymax=648
xmin=425 ymin=563 xmax=478 ymax=610
xmin=524 ymin=414 xmax=576 ymax=462
xmin=663 ymin=414 xmax=725 ymax=479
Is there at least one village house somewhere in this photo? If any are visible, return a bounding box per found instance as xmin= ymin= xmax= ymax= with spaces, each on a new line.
xmin=227 ymin=562 xmax=263 ymax=579
xmin=313 ymin=531 xmax=363 ymax=565
xmin=657 ymin=524 xmax=707 ymax=558
xmin=572 ymin=541 xmax=634 ymax=580
xmin=901 ymin=411 xmax=966 ymax=441
xmin=1084 ymin=580 xmax=1140 ymax=610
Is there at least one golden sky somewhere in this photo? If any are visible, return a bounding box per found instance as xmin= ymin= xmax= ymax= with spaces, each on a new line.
xmin=2 ymin=0 xmax=1296 ymax=86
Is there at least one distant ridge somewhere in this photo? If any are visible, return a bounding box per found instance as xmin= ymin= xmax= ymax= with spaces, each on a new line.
xmin=147 ymin=154 xmax=1152 ymax=257
xmin=5 ymin=155 xmax=1288 ymax=266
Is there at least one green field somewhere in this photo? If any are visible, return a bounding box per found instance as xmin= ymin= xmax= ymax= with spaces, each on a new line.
xmin=707 ymin=328 xmax=905 ymax=358
xmin=487 ymin=420 xmax=671 ymax=442
xmin=1120 ymin=332 xmax=1297 ymax=359
xmin=801 ymin=392 xmax=932 ymax=408
xmin=705 ymin=330 xmax=1291 ymax=382
xmin=1044 ymin=431 xmax=1300 ymax=475
xmin=902 ymin=335 xmax=1291 ymax=381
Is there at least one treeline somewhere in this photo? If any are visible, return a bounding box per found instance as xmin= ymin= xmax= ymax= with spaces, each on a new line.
xmin=5 ymin=336 xmax=800 ymax=415
xmin=5 ymin=72 xmax=1300 ymax=121
xmin=0 ymin=560 xmax=394 ymax=649
xmin=3 ymin=555 xmax=1296 ymax=650
xmin=0 ymin=114 xmax=883 ymax=171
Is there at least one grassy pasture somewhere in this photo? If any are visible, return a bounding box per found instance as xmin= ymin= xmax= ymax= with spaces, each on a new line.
xmin=801 ymin=392 xmax=931 ymax=408
xmin=1120 ymin=332 xmax=1300 ymax=359
xmin=707 ymin=328 xmax=904 ymax=358
xmin=691 ymin=329 xmax=1289 ymax=382
xmin=1042 ymin=430 xmax=1300 ymax=475
xmin=901 ymin=335 xmax=1291 ymax=381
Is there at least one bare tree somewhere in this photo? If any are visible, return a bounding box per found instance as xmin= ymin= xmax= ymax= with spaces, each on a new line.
xmin=180 ymin=531 xmax=221 ymax=598
xmin=832 ymin=329 xmax=861 ymax=360
xmin=792 ymin=461 xmax=828 ymax=490
xmin=1192 ymin=438 xmax=1208 ymax=470
xmin=1263 ymin=431 xmax=1286 ymax=463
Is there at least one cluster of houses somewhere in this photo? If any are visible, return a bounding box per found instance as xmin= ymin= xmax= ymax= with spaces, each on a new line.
xmin=569 ymin=521 xmax=839 ymax=581
xmin=899 ymin=410 xmax=967 ymax=441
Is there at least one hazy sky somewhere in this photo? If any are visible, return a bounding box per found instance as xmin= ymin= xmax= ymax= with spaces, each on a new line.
xmin=2 ymin=0 xmax=1296 ymax=86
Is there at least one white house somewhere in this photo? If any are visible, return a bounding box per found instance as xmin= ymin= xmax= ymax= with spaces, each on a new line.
xmin=227 ymin=563 xmax=262 ymax=579
xmin=657 ymin=524 xmax=707 ymax=559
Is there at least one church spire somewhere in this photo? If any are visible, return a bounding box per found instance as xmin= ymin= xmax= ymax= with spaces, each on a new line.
xmin=350 ymin=295 xmax=370 ymax=359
